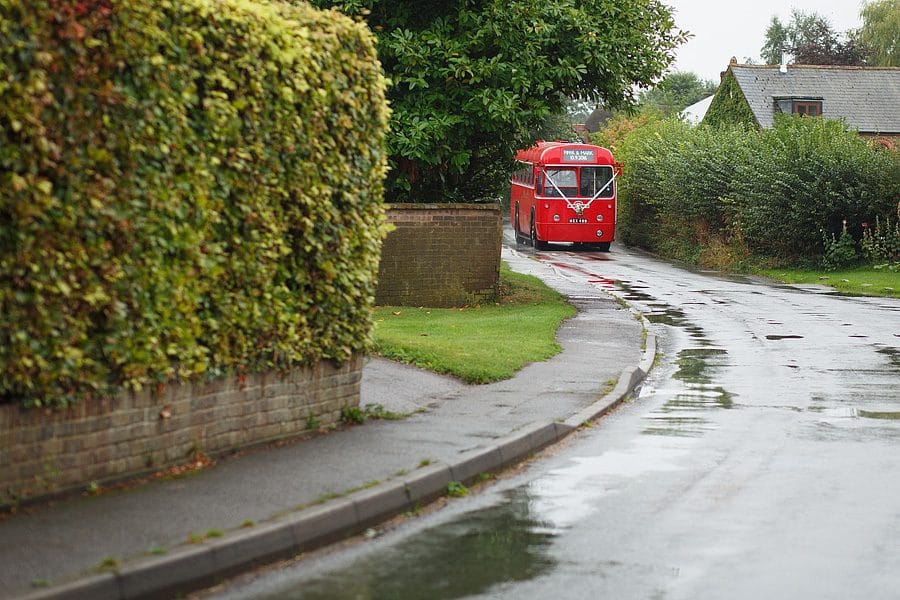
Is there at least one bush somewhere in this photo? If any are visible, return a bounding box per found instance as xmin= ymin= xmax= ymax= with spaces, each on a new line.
xmin=610 ymin=116 xmax=752 ymax=255
xmin=821 ymin=223 xmax=860 ymax=270
xmin=607 ymin=112 xmax=900 ymax=265
xmin=1 ymin=0 xmax=389 ymax=407
xmin=733 ymin=115 xmax=899 ymax=260
xmin=861 ymin=205 xmax=900 ymax=266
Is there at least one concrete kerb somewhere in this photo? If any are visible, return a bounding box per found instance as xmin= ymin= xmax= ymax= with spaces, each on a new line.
xmin=19 ymin=573 xmax=120 ymax=600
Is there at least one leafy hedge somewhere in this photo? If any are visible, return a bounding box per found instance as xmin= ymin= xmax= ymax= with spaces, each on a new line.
xmin=610 ymin=114 xmax=900 ymax=263
xmin=1 ymin=0 xmax=389 ymax=407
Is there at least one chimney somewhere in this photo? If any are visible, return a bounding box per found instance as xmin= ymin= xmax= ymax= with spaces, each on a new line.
xmin=780 ymin=52 xmax=788 ymax=74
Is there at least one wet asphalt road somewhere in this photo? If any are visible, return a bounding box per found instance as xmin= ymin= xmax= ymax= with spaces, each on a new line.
xmin=206 ymin=242 xmax=900 ymax=600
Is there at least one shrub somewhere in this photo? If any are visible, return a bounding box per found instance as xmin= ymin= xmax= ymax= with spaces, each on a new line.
xmin=861 ymin=205 xmax=900 ymax=266
xmin=733 ymin=115 xmax=899 ymax=260
xmin=1 ymin=0 xmax=389 ymax=407
xmin=610 ymin=117 xmax=751 ymax=253
xmin=609 ymin=112 xmax=900 ymax=265
xmin=821 ymin=223 xmax=860 ymax=270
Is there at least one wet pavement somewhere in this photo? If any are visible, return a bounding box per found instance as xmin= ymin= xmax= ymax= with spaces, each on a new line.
xmin=209 ymin=242 xmax=900 ymax=600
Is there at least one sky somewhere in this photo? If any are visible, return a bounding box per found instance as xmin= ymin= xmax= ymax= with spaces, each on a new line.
xmin=663 ymin=0 xmax=867 ymax=82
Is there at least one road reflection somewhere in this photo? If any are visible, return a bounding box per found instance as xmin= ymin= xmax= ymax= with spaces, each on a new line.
xmin=256 ymin=489 xmax=556 ymax=600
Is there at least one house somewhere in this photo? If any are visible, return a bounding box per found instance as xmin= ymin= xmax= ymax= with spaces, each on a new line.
xmin=703 ymin=58 xmax=900 ymax=140
xmin=680 ymin=95 xmax=714 ymax=125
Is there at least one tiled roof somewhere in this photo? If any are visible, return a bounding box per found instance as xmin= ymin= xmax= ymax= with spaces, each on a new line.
xmin=730 ymin=64 xmax=900 ymax=133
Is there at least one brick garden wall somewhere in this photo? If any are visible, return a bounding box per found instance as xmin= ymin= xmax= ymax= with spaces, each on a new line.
xmin=376 ymin=203 xmax=502 ymax=307
xmin=0 ymin=357 xmax=362 ymax=506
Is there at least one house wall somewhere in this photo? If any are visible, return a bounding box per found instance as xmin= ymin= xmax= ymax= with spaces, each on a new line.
xmin=860 ymin=133 xmax=899 ymax=149
xmin=375 ymin=204 xmax=502 ymax=307
xmin=0 ymin=358 xmax=362 ymax=506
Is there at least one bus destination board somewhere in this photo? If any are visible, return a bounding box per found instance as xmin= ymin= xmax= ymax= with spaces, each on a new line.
xmin=563 ymin=149 xmax=595 ymax=162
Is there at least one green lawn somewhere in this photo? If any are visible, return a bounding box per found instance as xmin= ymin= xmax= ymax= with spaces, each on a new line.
xmin=759 ymin=266 xmax=900 ymax=298
xmin=372 ymin=263 xmax=575 ymax=383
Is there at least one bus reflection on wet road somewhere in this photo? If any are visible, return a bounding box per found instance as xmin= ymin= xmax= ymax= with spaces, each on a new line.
xmin=208 ymin=244 xmax=900 ymax=600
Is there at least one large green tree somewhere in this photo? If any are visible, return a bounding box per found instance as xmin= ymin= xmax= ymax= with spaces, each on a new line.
xmin=860 ymin=0 xmax=900 ymax=66
xmin=306 ymin=0 xmax=687 ymax=202
xmin=639 ymin=71 xmax=717 ymax=116
xmin=760 ymin=9 xmax=868 ymax=66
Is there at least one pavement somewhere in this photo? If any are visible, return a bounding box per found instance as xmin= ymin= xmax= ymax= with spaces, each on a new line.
xmin=1 ymin=246 xmax=655 ymax=600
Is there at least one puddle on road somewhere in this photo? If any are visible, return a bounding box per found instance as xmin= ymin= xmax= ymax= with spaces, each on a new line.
xmin=810 ymin=407 xmax=900 ymax=421
xmin=875 ymin=346 xmax=900 ymax=371
xmin=642 ymin=347 xmax=733 ymax=437
xmin=526 ymin=441 xmax=688 ymax=528
xmin=641 ymin=415 xmax=712 ymax=437
xmin=859 ymin=410 xmax=900 ymax=420
xmin=541 ymin=265 xmax=737 ymax=438
xmin=264 ymin=488 xmax=556 ymax=600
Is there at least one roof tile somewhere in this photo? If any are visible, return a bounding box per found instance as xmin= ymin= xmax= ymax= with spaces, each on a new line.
xmin=730 ymin=65 xmax=900 ymax=134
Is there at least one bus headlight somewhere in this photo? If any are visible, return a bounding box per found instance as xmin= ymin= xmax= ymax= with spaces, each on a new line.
xmin=596 ymin=215 xmax=603 ymax=222
xmin=553 ymin=214 xmax=560 ymax=222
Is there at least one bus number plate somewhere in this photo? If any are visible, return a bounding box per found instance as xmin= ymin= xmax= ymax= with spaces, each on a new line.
xmin=568 ymin=218 xmax=588 ymax=223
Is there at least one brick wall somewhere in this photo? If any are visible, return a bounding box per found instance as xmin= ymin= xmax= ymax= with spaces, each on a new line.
xmin=0 ymin=357 xmax=362 ymax=507
xmin=375 ymin=203 xmax=502 ymax=307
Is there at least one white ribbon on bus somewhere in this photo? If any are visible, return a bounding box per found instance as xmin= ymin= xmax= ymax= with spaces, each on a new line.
xmin=541 ymin=167 xmax=616 ymax=216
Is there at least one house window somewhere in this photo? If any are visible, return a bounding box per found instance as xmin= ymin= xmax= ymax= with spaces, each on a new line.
xmin=793 ymin=101 xmax=822 ymax=117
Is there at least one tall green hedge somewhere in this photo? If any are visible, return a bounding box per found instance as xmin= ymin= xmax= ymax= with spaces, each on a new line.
xmin=613 ymin=114 xmax=899 ymax=261
xmin=1 ymin=0 xmax=389 ymax=407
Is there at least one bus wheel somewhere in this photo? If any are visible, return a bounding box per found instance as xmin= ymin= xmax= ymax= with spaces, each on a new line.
xmin=530 ymin=215 xmax=548 ymax=250
xmin=595 ymin=242 xmax=611 ymax=252
xmin=513 ymin=206 xmax=526 ymax=245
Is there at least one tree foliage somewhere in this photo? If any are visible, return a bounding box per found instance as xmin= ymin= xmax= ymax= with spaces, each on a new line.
xmin=306 ymin=0 xmax=687 ymax=202
xmin=860 ymin=0 xmax=900 ymax=66
xmin=760 ymin=9 xmax=868 ymax=66
xmin=760 ymin=15 xmax=790 ymax=65
xmin=638 ymin=71 xmax=717 ymax=116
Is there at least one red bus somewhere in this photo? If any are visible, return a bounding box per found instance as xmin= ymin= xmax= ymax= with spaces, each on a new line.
xmin=510 ymin=141 xmax=620 ymax=251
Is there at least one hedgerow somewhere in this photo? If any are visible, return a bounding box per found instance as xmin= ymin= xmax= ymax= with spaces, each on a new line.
xmin=609 ymin=112 xmax=899 ymax=265
xmin=1 ymin=0 xmax=389 ymax=407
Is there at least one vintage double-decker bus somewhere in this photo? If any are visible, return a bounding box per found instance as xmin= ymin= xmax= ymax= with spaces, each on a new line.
xmin=510 ymin=141 xmax=620 ymax=251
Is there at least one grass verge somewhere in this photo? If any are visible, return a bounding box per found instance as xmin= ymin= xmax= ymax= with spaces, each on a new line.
xmin=372 ymin=262 xmax=575 ymax=383
xmin=759 ymin=266 xmax=899 ymax=298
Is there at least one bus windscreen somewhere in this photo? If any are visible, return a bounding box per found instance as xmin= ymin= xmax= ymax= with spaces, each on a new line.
xmin=579 ymin=166 xmax=614 ymax=198
xmin=544 ymin=168 xmax=577 ymax=197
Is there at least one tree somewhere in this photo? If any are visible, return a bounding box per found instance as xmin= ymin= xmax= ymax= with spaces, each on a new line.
xmin=760 ymin=9 xmax=868 ymax=66
xmin=639 ymin=71 xmax=717 ymax=116
xmin=859 ymin=0 xmax=900 ymax=66
xmin=760 ymin=15 xmax=790 ymax=65
xmin=305 ymin=0 xmax=687 ymax=202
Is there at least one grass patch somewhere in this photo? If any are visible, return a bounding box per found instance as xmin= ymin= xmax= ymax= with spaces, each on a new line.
xmin=372 ymin=262 xmax=575 ymax=383
xmin=760 ymin=266 xmax=899 ymax=298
